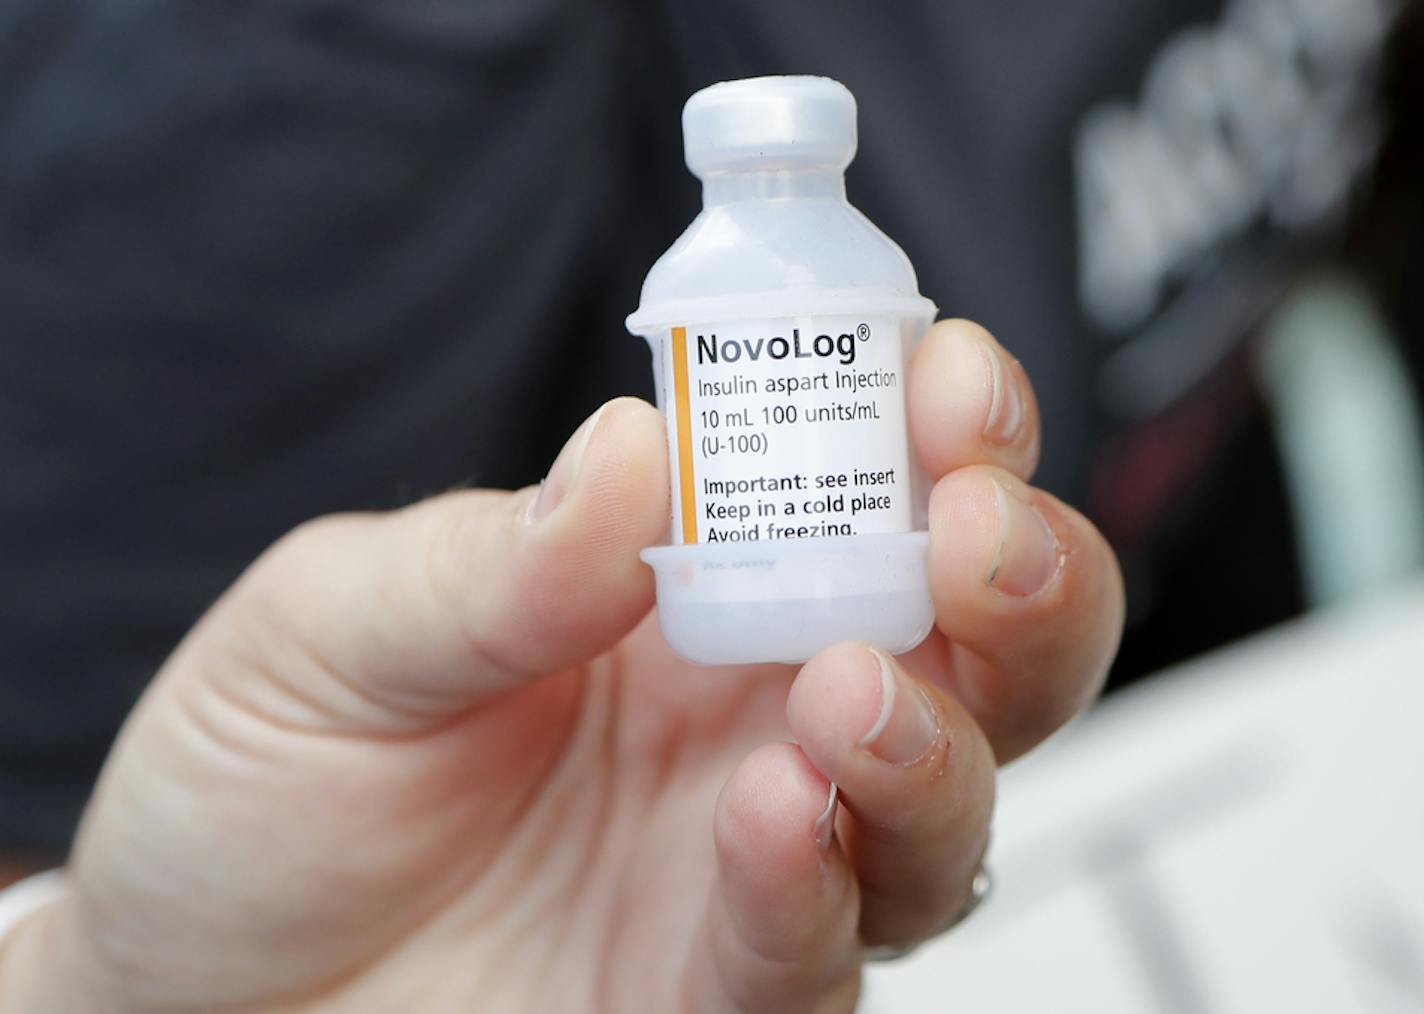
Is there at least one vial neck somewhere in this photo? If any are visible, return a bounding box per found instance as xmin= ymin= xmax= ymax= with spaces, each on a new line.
xmin=701 ymin=169 xmax=846 ymax=206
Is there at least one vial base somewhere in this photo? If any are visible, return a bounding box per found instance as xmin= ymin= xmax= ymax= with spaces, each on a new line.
xmin=641 ymin=532 xmax=933 ymax=666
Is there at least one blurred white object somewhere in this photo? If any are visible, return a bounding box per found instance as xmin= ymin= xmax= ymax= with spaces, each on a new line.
xmin=863 ymin=579 xmax=1424 ymax=1014
xmin=1258 ymin=274 xmax=1424 ymax=605
xmin=0 ymin=870 xmax=64 ymax=943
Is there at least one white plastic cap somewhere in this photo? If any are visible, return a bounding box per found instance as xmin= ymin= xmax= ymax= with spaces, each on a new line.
xmin=682 ymin=75 xmax=857 ymax=178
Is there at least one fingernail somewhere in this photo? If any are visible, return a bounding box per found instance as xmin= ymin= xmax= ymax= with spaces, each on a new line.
xmin=981 ymin=342 xmax=1024 ymax=447
xmin=986 ymin=477 xmax=1061 ymax=596
xmin=857 ymin=647 xmax=940 ymax=766
xmin=814 ymin=782 xmax=839 ymax=854
xmin=527 ymin=407 xmax=605 ymax=524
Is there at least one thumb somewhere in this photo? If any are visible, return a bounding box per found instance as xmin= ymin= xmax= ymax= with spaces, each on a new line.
xmin=183 ymin=397 xmax=668 ymax=733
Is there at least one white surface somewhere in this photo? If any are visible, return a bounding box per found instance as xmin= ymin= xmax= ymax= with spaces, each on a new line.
xmin=863 ymin=579 xmax=1424 ymax=1013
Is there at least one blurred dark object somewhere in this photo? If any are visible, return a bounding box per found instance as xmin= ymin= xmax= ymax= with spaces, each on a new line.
xmin=1351 ymin=0 xmax=1424 ymax=382
xmin=1 ymin=0 xmax=1420 ymax=861
xmin=1095 ymin=0 xmax=1424 ymax=685
xmin=0 ymin=0 xmax=663 ymax=860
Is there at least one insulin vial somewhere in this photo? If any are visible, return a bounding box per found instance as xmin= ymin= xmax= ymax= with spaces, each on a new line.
xmin=628 ymin=76 xmax=936 ymax=666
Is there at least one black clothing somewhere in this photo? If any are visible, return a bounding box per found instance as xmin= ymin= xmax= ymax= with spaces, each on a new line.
xmin=2 ymin=0 xmax=1406 ymax=856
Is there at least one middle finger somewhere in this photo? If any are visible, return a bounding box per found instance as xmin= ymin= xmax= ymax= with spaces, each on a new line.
xmin=786 ymin=642 xmax=996 ymax=950
xmin=908 ymin=318 xmax=1041 ymax=483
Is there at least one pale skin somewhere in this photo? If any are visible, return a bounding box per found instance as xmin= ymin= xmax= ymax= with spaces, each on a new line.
xmin=0 ymin=320 xmax=1124 ymax=1012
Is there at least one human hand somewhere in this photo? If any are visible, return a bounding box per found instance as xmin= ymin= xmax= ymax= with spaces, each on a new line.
xmin=0 ymin=320 xmax=1123 ymax=1013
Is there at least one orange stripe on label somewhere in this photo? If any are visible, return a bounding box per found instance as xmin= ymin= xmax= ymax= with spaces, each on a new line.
xmin=671 ymin=326 xmax=698 ymax=544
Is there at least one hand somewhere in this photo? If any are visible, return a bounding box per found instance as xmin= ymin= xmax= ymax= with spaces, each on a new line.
xmin=0 ymin=320 xmax=1123 ymax=1013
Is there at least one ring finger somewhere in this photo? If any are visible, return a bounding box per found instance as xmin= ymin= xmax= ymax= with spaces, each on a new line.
xmin=908 ymin=318 xmax=1042 ymax=483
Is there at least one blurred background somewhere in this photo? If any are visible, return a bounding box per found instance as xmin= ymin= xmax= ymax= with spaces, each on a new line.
xmin=1 ymin=0 xmax=1421 ymax=1007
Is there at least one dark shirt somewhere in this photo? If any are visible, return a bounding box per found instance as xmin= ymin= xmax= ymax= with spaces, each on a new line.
xmin=4 ymin=0 xmax=1402 ymax=857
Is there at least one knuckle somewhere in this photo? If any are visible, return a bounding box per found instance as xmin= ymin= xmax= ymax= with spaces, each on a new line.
xmin=420 ymin=496 xmax=476 ymax=620
xmin=417 ymin=491 xmax=539 ymax=677
xmin=205 ymin=513 xmax=373 ymax=683
xmin=247 ymin=512 xmax=366 ymax=595
xmin=418 ymin=492 xmax=514 ymax=634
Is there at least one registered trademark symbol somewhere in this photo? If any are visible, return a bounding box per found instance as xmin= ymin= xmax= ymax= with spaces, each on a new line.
xmin=856 ymin=323 xmax=871 ymax=342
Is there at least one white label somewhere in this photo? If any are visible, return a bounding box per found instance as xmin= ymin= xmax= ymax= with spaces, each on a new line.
xmin=663 ymin=315 xmax=911 ymax=545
